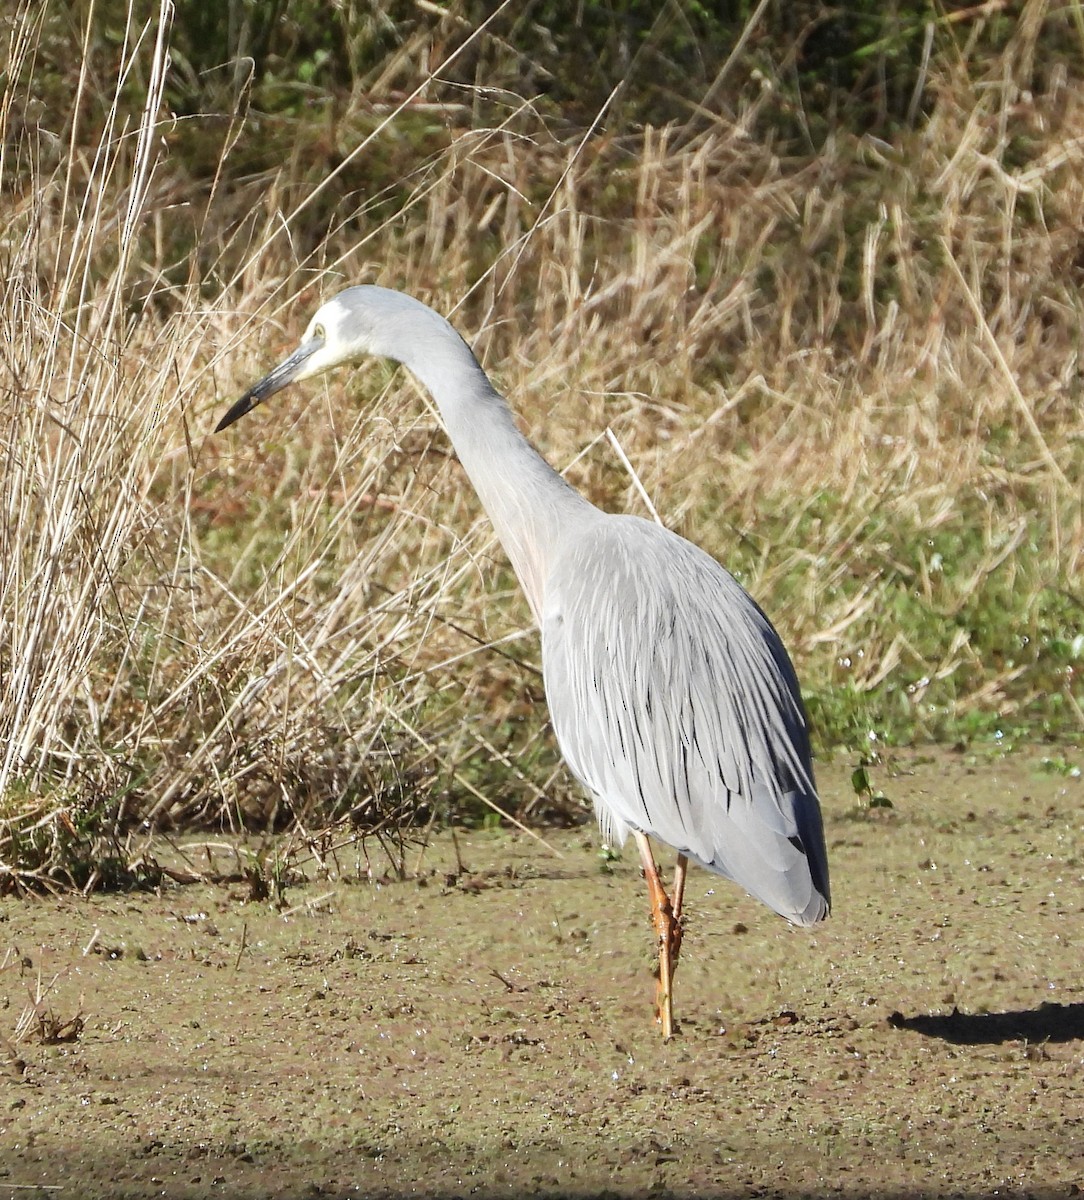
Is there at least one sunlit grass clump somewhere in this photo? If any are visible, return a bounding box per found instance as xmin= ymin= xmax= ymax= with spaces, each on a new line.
xmin=0 ymin=1 xmax=1080 ymax=891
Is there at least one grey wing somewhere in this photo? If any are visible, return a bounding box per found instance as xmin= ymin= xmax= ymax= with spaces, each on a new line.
xmin=541 ymin=516 xmax=829 ymax=926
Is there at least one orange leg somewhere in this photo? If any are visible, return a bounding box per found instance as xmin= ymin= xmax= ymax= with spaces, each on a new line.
xmin=671 ymin=852 xmax=689 ymax=928
xmin=633 ymin=834 xmax=687 ymax=1040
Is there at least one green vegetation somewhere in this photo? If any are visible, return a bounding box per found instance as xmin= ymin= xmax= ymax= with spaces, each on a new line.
xmin=0 ymin=0 xmax=1080 ymax=891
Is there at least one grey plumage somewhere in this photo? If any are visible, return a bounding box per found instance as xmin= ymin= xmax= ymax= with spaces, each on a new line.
xmin=542 ymin=515 xmax=828 ymax=926
xmin=217 ymin=285 xmax=831 ymax=1035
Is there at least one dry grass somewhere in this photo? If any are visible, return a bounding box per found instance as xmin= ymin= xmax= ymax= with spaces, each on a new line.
xmin=0 ymin=1 xmax=1081 ymax=891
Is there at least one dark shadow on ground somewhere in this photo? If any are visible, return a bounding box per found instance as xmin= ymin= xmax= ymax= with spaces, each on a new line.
xmin=888 ymin=1000 xmax=1084 ymax=1044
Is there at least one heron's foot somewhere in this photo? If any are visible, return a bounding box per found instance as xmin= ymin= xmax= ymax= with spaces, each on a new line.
xmin=654 ymin=979 xmax=677 ymax=1040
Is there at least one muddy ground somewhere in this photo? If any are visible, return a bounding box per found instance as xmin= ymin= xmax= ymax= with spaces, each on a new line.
xmin=2 ymin=749 xmax=1082 ymax=1199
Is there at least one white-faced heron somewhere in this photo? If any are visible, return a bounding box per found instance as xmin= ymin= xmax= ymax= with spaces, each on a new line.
xmin=216 ymin=285 xmax=830 ymax=1038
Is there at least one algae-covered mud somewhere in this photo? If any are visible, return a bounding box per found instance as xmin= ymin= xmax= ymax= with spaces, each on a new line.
xmin=2 ymin=750 xmax=1082 ymax=1199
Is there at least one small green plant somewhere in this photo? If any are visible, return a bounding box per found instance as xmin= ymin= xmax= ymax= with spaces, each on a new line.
xmin=597 ymin=844 xmax=622 ymax=874
xmin=239 ymin=843 xmax=305 ymax=908
xmin=851 ymin=763 xmax=893 ymax=810
xmin=1037 ymin=756 xmax=1081 ymax=779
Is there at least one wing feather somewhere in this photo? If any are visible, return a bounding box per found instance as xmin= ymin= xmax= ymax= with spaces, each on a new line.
xmin=541 ymin=514 xmax=830 ymax=925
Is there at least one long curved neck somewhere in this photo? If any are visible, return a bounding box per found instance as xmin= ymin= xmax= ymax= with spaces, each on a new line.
xmin=393 ymin=312 xmax=597 ymax=622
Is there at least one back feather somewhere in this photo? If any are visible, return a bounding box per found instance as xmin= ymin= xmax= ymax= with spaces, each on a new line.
xmin=541 ymin=514 xmax=830 ymax=925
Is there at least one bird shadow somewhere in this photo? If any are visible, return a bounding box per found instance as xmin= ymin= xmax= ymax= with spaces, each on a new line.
xmin=887 ymin=1000 xmax=1084 ymax=1045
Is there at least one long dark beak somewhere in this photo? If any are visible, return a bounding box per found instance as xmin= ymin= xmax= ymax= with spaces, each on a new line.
xmin=214 ymin=338 xmax=322 ymax=433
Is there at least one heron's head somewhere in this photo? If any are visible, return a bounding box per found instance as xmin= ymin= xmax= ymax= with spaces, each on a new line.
xmin=215 ymin=286 xmax=430 ymax=432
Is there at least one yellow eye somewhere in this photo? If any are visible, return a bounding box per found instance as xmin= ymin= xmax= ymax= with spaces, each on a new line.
xmin=313 ymin=323 xmax=326 ymax=340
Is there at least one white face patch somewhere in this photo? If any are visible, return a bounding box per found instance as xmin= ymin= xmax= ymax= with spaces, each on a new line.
xmin=295 ymin=297 xmax=379 ymax=378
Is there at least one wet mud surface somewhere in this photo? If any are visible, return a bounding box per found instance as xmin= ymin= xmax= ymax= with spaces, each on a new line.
xmin=2 ymin=750 xmax=1082 ymax=1198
